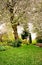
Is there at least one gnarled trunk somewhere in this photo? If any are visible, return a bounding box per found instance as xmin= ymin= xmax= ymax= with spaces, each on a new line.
xmin=6 ymin=0 xmax=19 ymax=40
xmin=12 ymin=25 xmax=18 ymax=40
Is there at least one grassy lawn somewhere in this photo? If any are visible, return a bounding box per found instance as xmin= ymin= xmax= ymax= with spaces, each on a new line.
xmin=0 ymin=45 xmax=42 ymax=65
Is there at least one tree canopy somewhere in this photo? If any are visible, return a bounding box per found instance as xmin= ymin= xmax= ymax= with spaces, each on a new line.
xmin=0 ymin=0 xmax=42 ymax=40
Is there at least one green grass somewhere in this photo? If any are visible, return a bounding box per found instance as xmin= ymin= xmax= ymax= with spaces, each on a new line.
xmin=0 ymin=45 xmax=42 ymax=65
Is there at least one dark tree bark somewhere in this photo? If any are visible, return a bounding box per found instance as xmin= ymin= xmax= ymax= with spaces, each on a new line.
xmin=29 ymin=33 xmax=32 ymax=43
xmin=10 ymin=14 xmax=19 ymax=40
xmin=12 ymin=24 xmax=18 ymax=40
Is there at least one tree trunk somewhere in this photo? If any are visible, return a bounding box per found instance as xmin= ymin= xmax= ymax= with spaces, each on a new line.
xmin=29 ymin=33 xmax=32 ymax=43
xmin=0 ymin=34 xmax=2 ymax=42
xmin=12 ymin=25 xmax=18 ymax=40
